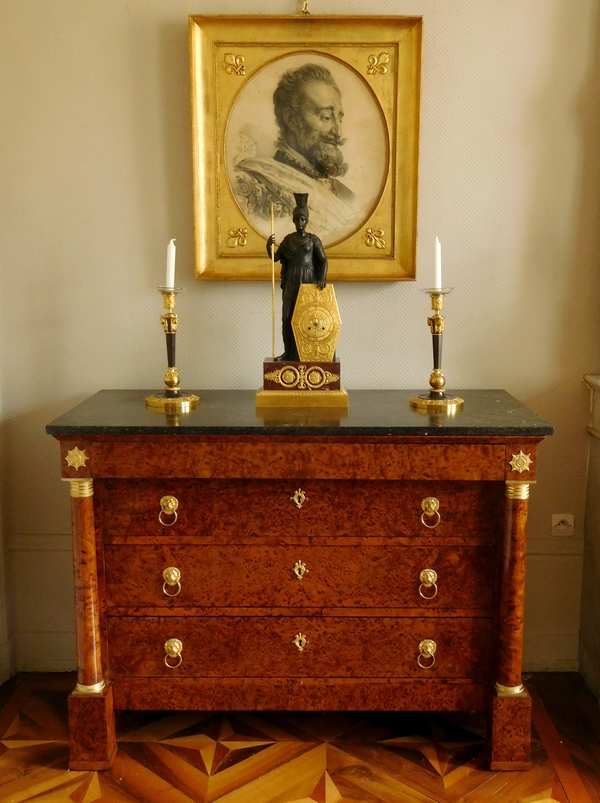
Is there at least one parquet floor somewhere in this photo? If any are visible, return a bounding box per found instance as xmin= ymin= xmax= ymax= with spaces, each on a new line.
xmin=0 ymin=673 xmax=599 ymax=802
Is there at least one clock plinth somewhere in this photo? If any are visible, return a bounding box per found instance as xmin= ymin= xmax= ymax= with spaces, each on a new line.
xmin=257 ymin=359 xmax=348 ymax=408
xmin=255 ymin=387 xmax=348 ymax=408
xmin=263 ymin=360 xmax=341 ymax=391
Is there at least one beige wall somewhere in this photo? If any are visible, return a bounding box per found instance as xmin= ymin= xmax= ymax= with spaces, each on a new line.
xmin=1 ymin=0 xmax=599 ymax=677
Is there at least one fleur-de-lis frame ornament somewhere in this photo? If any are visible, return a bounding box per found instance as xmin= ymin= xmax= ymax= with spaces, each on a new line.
xmin=226 ymin=228 xmax=248 ymax=248
xmin=365 ymin=228 xmax=386 ymax=249
xmin=224 ymin=53 xmax=245 ymax=76
xmin=367 ymin=53 xmax=390 ymax=75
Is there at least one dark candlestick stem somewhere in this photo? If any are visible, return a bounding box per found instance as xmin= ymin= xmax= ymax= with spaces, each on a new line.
xmin=432 ymin=333 xmax=442 ymax=370
xmin=166 ymin=332 xmax=176 ymax=368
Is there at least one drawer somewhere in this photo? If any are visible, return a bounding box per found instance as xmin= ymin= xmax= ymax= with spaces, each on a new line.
xmin=104 ymin=544 xmax=495 ymax=610
xmin=98 ymin=479 xmax=502 ymax=542
xmin=107 ymin=616 xmax=493 ymax=679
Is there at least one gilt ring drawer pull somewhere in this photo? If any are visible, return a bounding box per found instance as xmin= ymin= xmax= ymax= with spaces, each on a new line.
xmin=419 ymin=569 xmax=438 ymax=599
xmin=159 ymin=496 xmax=178 ymax=526
xmin=162 ymin=567 xmax=182 ymax=597
xmin=292 ymin=560 xmax=309 ymax=580
xmin=293 ymin=633 xmax=308 ymax=652
xmin=164 ymin=638 xmax=183 ymax=668
xmin=417 ymin=639 xmax=436 ymax=669
xmin=420 ymin=497 xmax=441 ymax=528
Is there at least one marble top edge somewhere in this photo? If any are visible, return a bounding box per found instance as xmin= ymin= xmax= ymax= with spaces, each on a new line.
xmin=46 ymin=389 xmax=554 ymax=437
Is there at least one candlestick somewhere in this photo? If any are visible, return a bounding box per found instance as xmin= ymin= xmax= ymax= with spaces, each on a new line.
xmin=165 ymin=239 xmax=176 ymax=289
xmin=409 ymin=288 xmax=464 ymax=412
xmin=145 ymin=287 xmax=199 ymax=414
xmin=433 ymin=237 xmax=442 ymax=290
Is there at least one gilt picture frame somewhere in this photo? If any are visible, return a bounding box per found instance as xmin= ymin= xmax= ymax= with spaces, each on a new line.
xmin=190 ymin=15 xmax=422 ymax=281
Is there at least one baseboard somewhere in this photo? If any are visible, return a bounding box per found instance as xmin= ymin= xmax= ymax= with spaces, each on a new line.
xmin=523 ymin=658 xmax=579 ymax=672
xmin=578 ymin=637 xmax=600 ymax=700
xmin=7 ymin=533 xmax=75 ymax=670
xmin=523 ymin=632 xmax=580 ymax=672
xmin=0 ymin=640 xmax=11 ymax=684
xmin=13 ymin=631 xmax=76 ymax=672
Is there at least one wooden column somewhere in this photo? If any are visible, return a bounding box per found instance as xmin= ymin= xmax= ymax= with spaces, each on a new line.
xmin=65 ymin=478 xmax=116 ymax=770
xmin=496 ymin=480 xmax=529 ymax=691
xmin=490 ymin=479 xmax=532 ymax=770
xmin=68 ymin=479 xmax=103 ymax=690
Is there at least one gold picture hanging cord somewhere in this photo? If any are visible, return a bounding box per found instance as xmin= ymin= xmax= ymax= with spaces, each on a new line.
xmin=301 ymin=0 xmax=310 ymax=14
xmin=270 ymin=203 xmax=276 ymax=359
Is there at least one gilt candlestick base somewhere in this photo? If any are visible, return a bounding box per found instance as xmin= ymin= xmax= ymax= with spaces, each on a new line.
xmin=410 ymin=288 xmax=464 ymax=412
xmin=145 ymin=287 xmax=199 ymax=414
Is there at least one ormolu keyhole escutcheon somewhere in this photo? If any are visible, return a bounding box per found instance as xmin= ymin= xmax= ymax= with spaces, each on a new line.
xmin=290 ymin=489 xmax=308 ymax=509
xmin=292 ymin=560 xmax=309 ymax=580
xmin=293 ymin=633 xmax=308 ymax=652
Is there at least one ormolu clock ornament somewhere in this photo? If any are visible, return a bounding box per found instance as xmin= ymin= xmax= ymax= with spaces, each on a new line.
xmin=256 ymin=194 xmax=347 ymax=408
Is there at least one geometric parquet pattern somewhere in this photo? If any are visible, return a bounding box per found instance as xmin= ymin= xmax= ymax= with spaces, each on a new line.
xmin=0 ymin=676 xmax=591 ymax=803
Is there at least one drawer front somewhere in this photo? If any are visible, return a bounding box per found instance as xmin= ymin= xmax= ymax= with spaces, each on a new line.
xmin=104 ymin=544 xmax=495 ymax=610
xmin=107 ymin=616 xmax=492 ymax=680
xmin=79 ymin=439 xmax=507 ymax=480
xmin=99 ymin=479 xmax=501 ymax=542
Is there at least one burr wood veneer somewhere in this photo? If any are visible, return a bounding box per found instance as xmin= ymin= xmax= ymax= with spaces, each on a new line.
xmin=47 ymin=389 xmax=552 ymax=772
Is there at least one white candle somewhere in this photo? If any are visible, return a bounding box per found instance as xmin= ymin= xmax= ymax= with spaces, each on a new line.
xmin=165 ymin=239 xmax=176 ymax=289
xmin=433 ymin=236 xmax=442 ymax=290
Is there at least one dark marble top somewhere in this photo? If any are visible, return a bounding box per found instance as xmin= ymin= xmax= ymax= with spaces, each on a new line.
xmin=46 ymin=389 xmax=553 ymax=438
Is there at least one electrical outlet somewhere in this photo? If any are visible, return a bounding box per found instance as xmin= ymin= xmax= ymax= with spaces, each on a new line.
xmin=551 ymin=514 xmax=574 ymax=536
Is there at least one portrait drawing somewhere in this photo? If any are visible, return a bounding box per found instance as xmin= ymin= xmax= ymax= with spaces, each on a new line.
xmin=225 ymin=53 xmax=388 ymax=247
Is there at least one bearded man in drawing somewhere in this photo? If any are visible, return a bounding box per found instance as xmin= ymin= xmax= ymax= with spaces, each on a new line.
xmin=234 ymin=63 xmax=359 ymax=238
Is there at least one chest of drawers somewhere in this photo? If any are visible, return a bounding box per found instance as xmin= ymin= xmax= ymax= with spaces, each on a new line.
xmin=47 ymin=389 xmax=552 ymax=772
